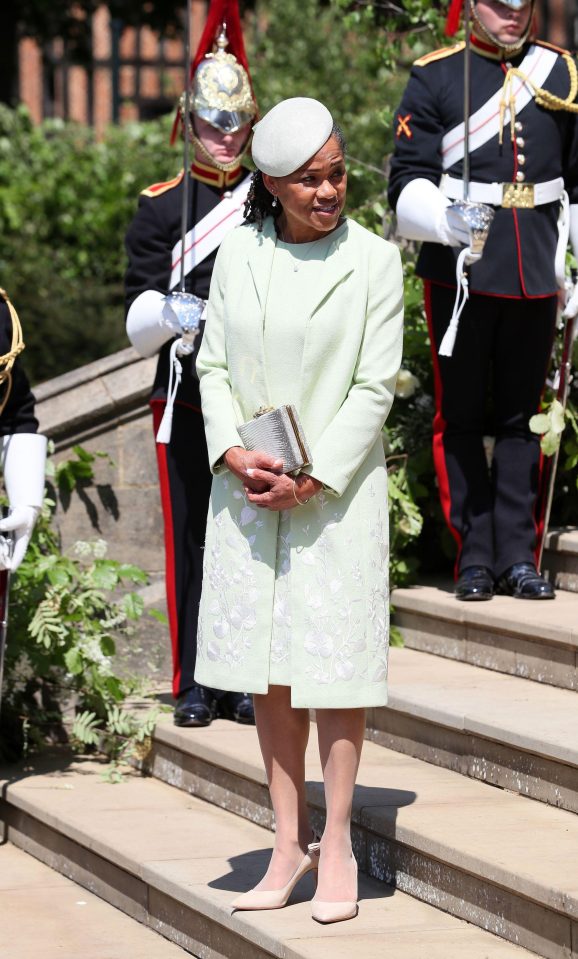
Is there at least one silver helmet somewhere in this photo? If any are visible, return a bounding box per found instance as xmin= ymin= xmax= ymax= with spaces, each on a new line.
xmin=191 ymin=25 xmax=256 ymax=135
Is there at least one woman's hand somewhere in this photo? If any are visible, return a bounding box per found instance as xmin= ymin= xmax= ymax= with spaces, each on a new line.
xmin=245 ymin=471 xmax=323 ymax=511
xmin=224 ymin=446 xmax=283 ymax=493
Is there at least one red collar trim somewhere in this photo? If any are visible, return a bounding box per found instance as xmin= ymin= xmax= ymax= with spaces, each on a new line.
xmin=191 ymin=159 xmax=244 ymax=189
xmin=471 ymin=33 xmax=504 ymax=60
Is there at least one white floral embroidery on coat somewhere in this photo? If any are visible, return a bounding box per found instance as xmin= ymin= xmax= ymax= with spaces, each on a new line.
xmin=199 ymin=485 xmax=261 ymax=668
xmin=300 ymin=492 xmax=389 ymax=689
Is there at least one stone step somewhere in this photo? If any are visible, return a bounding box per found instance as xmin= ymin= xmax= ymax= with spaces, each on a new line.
xmin=0 ymin=843 xmax=188 ymax=959
xmin=367 ymin=647 xmax=578 ymax=813
xmin=144 ymin=716 xmax=578 ymax=959
xmin=0 ymin=758 xmax=536 ymax=959
xmin=543 ymin=528 xmax=578 ymax=593
xmin=391 ymin=584 xmax=578 ymax=691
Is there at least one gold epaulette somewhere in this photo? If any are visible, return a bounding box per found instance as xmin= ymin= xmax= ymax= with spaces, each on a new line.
xmin=535 ymin=38 xmax=571 ymax=58
xmin=140 ymin=170 xmax=184 ymax=198
xmin=414 ymin=42 xmax=465 ymax=68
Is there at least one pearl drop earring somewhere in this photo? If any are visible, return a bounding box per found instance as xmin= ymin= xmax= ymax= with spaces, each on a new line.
xmin=272 ymin=196 xmax=278 ymax=208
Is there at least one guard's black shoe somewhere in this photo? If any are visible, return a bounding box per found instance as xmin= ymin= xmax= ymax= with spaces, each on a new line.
xmin=217 ymin=691 xmax=255 ymax=725
xmin=174 ymin=686 xmax=218 ymax=727
xmin=496 ymin=563 xmax=555 ymax=600
xmin=455 ymin=565 xmax=494 ymax=601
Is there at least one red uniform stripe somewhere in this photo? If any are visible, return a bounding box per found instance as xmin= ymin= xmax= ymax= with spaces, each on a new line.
xmin=424 ymin=281 xmax=463 ymax=578
xmin=151 ymin=399 xmax=182 ymax=698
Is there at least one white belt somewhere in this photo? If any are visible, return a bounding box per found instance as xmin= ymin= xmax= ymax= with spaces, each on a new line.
xmin=440 ymin=175 xmax=564 ymax=209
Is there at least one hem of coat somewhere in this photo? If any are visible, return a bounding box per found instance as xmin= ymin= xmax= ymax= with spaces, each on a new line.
xmin=194 ymin=665 xmax=387 ymax=709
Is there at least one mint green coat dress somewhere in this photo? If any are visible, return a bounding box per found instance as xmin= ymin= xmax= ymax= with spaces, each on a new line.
xmin=195 ymin=216 xmax=404 ymax=708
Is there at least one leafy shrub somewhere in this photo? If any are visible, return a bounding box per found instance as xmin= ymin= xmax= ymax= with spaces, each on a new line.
xmin=0 ymin=104 xmax=178 ymax=384
xmin=0 ymin=447 xmax=161 ymax=766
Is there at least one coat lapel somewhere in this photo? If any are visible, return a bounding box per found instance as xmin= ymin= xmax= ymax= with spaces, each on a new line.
xmin=247 ymin=220 xmax=277 ymax=312
xmin=307 ymin=220 xmax=354 ymax=318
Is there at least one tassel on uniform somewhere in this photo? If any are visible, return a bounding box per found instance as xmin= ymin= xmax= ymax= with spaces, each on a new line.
xmin=439 ymin=247 xmax=471 ymax=357
xmin=156 ymin=339 xmax=184 ymax=444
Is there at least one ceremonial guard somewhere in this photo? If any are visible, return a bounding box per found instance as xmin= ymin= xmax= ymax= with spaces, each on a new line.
xmin=389 ymin=0 xmax=578 ymax=600
xmin=125 ymin=0 xmax=257 ymax=724
xmin=0 ymin=288 xmax=47 ymax=573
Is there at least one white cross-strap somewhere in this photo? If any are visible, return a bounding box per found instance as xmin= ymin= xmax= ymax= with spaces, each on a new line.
xmin=169 ymin=176 xmax=251 ymax=290
xmin=441 ymin=45 xmax=559 ymax=170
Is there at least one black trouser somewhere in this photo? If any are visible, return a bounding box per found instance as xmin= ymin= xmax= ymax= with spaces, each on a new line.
xmin=425 ymin=282 xmax=557 ymax=578
xmin=152 ymin=401 xmax=214 ymax=698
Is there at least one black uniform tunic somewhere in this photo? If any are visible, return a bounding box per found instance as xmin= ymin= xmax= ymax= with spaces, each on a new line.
xmin=388 ymin=38 xmax=578 ymax=577
xmin=125 ymin=162 xmax=251 ymax=696
xmin=0 ymin=299 xmax=38 ymax=436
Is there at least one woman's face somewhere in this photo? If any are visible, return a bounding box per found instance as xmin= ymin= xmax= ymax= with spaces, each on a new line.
xmin=263 ymin=135 xmax=347 ymax=243
xmin=193 ymin=116 xmax=251 ymax=166
xmin=475 ymin=0 xmax=532 ymax=45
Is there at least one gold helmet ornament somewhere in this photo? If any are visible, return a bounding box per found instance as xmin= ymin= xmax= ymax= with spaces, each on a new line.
xmin=171 ymin=0 xmax=257 ymax=171
xmin=192 ymin=25 xmax=256 ymax=134
xmin=446 ymin=0 xmax=536 ymax=56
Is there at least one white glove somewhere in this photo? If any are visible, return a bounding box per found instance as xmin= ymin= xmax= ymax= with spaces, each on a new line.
xmin=126 ymin=290 xmax=182 ymax=358
xmin=564 ymin=205 xmax=578 ymax=318
xmin=396 ymin=177 xmax=469 ymax=247
xmin=0 ymin=433 xmax=47 ymax=571
xmin=563 ymin=283 xmax=578 ymax=319
xmin=0 ymin=506 xmax=38 ymax=571
xmin=569 ymin=203 xmax=578 ymax=262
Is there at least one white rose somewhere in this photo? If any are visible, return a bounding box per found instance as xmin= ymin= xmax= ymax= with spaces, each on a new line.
xmin=395 ymin=368 xmax=421 ymax=399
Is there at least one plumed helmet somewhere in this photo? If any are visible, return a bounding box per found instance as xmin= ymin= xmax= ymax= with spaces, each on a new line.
xmin=170 ymin=0 xmax=257 ymax=155
xmin=191 ymin=24 xmax=256 ymax=134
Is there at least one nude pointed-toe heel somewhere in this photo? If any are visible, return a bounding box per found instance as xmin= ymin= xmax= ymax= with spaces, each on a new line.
xmin=311 ymin=854 xmax=358 ymax=924
xmin=231 ymin=842 xmax=320 ymax=912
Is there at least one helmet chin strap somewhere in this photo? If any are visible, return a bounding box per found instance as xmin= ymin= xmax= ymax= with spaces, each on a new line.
xmin=471 ymin=0 xmax=534 ymax=57
xmin=187 ymin=116 xmax=252 ymax=173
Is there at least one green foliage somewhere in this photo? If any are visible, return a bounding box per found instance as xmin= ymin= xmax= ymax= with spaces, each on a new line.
xmin=0 ymin=448 xmax=157 ymax=766
xmin=71 ymin=704 xmax=159 ymax=782
xmin=0 ymin=104 xmax=177 ymax=383
xmin=387 ymin=454 xmax=423 ymax=587
xmin=529 ymin=333 xmax=578 ymax=520
xmin=530 ymin=399 xmax=566 ymax=457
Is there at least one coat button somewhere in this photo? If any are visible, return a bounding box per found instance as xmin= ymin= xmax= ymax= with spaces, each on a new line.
xmin=516 ymin=170 xmax=526 ymax=182
xmin=516 ymin=137 xmax=525 ymax=148
xmin=517 ymin=154 xmax=526 ymax=165
xmin=515 ymin=121 xmax=523 ymax=132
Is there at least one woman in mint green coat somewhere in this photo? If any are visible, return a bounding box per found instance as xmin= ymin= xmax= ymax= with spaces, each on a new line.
xmin=195 ymin=99 xmax=403 ymax=924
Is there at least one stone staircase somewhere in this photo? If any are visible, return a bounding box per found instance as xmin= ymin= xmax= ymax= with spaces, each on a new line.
xmin=1 ymin=529 xmax=577 ymax=958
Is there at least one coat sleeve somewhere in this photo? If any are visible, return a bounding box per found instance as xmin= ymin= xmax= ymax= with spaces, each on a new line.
xmin=196 ymin=234 xmax=242 ymax=472
xmin=387 ymin=65 xmax=446 ymax=211
xmin=124 ymin=196 xmax=173 ymax=312
xmin=307 ymin=239 xmax=404 ymax=497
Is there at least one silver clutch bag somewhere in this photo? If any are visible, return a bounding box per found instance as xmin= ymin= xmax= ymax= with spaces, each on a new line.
xmin=237 ymin=405 xmax=312 ymax=474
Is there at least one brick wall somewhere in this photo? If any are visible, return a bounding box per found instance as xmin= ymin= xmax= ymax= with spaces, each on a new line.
xmin=17 ymin=1 xmax=207 ymax=135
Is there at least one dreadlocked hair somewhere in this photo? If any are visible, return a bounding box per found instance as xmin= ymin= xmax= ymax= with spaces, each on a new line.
xmin=243 ymin=122 xmax=347 ymax=232
xmin=243 ymin=170 xmax=280 ymax=231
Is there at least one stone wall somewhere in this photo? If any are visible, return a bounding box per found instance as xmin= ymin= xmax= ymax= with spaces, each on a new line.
xmin=35 ymin=346 xmax=163 ymax=573
xmin=34 ymin=347 xmax=172 ymax=682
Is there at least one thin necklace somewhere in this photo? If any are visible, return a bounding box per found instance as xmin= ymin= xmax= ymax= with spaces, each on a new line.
xmin=277 ymin=235 xmax=319 ymax=273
